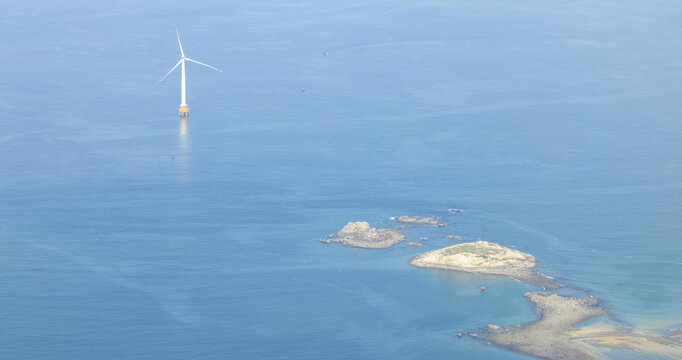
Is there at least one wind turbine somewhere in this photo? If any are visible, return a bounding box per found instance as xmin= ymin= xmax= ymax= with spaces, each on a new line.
xmin=160 ymin=27 xmax=223 ymax=117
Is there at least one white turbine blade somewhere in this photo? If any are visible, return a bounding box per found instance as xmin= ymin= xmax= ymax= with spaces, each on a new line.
xmin=159 ymin=59 xmax=183 ymax=83
xmin=176 ymin=26 xmax=185 ymax=57
xmin=185 ymin=57 xmax=223 ymax=73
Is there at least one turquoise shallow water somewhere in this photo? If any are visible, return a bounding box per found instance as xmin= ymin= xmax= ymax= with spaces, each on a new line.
xmin=1 ymin=1 xmax=681 ymax=359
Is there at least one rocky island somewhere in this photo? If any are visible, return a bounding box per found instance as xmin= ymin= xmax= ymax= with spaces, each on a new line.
xmin=410 ymin=241 xmax=559 ymax=289
xmin=320 ymin=221 xmax=406 ymax=248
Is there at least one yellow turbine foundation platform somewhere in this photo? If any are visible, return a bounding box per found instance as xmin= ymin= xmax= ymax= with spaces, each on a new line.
xmin=179 ymin=105 xmax=189 ymax=117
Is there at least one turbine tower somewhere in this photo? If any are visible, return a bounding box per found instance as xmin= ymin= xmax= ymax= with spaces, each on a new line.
xmin=160 ymin=27 xmax=223 ymax=117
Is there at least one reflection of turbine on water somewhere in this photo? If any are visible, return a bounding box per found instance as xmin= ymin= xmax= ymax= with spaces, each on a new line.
xmin=180 ymin=117 xmax=188 ymax=137
xmin=177 ymin=117 xmax=189 ymax=180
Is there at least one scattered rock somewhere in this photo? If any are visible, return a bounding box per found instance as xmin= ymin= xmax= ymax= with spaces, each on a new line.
xmin=438 ymin=223 xmax=447 ymax=227
xmin=445 ymin=235 xmax=464 ymax=240
xmin=479 ymin=286 xmax=486 ymax=292
xmin=456 ymin=332 xmax=464 ymax=338
xmin=468 ymin=332 xmax=478 ymax=338
xmin=448 ymin=209 xmax=463 ymax=213
xmin=419 ymin=237 xmax=428 ymax=241
xmin=487 ymin=324 xmax=501 ymax=332
xmin=407 ymin=242 xmax=423 ymax=247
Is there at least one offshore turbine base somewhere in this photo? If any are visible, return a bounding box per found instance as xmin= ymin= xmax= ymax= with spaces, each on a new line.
xmin=179 ymin=105 xmax=189 ymax=118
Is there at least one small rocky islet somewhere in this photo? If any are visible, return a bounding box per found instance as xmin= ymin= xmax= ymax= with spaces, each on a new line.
xmin=320 ymin=215 xmax=682 ymax=359
xmin=320 ymin=215 xmax=446 ymax=249
xmin=410 ymin=240 xmax=560 ymax=289
xmin=320 ymin=221 xmax=406 ymax=248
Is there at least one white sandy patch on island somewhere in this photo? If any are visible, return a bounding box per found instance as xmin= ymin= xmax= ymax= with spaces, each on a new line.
xmin=569 ymin=322 xmax=682 ymax=359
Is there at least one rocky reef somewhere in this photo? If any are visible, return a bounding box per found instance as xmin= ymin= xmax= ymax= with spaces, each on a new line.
xmin=320 ymin=221 xmax=406 ymax=249
xmin=410 ymin=241 xmax=559 ymax=289
xmin=392 ymin=215 xmax=441 ymax=226
xmin=486 ymin=292 xmax=608 ymax=360
xmin=485 ymin=292 xmax=682 ymax=359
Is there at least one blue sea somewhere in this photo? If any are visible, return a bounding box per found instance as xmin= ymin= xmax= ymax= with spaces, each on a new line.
xmin=1 ymin=1 xmax=681 ymax=359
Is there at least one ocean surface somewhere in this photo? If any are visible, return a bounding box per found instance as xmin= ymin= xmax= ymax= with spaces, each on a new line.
xmin=1 ymin=1 xmax=681 ymax=359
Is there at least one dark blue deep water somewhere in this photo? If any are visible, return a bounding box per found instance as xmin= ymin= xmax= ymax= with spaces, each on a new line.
xmin=1 ymin=1 xmax=681 ymax=359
